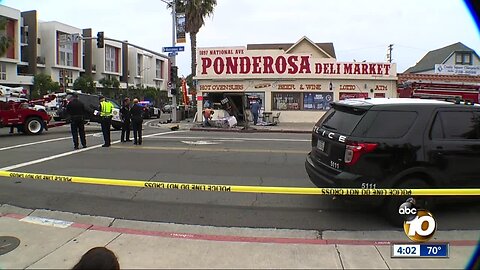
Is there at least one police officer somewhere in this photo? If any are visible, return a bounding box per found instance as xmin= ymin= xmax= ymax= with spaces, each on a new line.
xmin=99 ymin=95 xmax=113 ymax=147
xmin=130 ymin=98 xmax=144 ymax=145
xmin=66 ymin=93 xmax=87 ymax=149
xmin=120 ymin=97 xmax=132 ymax=142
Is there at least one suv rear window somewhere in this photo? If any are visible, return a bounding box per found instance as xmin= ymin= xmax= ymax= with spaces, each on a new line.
xmin=431 ymin=111 xmax=480 ymax=140
xmin=356 ymin=111 xmax=418 ymax=138
xmin=320 ymin=106 xmax=367 ymax=135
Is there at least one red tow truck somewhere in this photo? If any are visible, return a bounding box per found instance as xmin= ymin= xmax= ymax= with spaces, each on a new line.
xmin=0 ymin=99 xmax=52 ymax=135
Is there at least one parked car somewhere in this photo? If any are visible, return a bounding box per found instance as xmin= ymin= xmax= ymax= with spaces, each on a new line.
xmin=305 ymin=98 xmax=480 ymax=225
xmin=57 ymin=93 xmax=123 ymax=130
xmin=138 ymin=101 xmax=161 ymax=119
xmin=0 ymin=100 xmax=51 ymax=135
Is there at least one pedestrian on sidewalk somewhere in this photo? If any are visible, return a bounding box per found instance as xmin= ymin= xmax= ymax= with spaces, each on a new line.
xmin=99 ymin=96 xmax=113 ymax=147
xmin=120 ymin=97 xmax=131 ymax=142
xmin=72 ymin=246 xmax=120 ymax=270
xmin=130 ymin=98 xmax=143 ymax=145
xmin=66 ymin=93 xmax=87 ymax=150
xmin=250 ymin=100 xmax=261 ymax=125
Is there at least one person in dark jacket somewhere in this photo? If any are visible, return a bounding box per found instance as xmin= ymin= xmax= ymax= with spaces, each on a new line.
xmin=66 ymin=93 xmax=87 ymax=149
xmin=72 ymin=246 xmax=120 ymax=270
xmin=120 ymin=97 xmax=131 ymax=142
xmin=130 ymin=98 xmax=143 ymax=145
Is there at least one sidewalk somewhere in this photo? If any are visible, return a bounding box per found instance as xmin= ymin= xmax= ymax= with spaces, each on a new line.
xmin=0 ymin=204 xmax=478 ymax=269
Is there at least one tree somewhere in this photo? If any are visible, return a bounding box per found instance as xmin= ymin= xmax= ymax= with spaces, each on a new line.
xmin=99 ymin=77 xmax=113 ymax=89
xmin=177 ymin=0 xmax=217 ymax=81
xmin=73 ymin=75 xmax=96 ymax=94
xmin=0 ymin=17 xmax=12 ymax=57
xmin=33 ymin=73 xmax=57 ymax=98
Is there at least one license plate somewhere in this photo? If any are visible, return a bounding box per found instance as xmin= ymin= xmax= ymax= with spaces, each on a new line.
xmin=317 ymin=139 xmax=325 ymax=151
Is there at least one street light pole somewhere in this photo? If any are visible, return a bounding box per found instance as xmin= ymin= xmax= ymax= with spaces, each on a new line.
xmin=170 ymin=0 xmax=177 ymax=122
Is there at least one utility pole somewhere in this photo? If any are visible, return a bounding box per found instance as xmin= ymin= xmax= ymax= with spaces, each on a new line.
xmin=171 ymin=0 xmax=178 ymax=122
xmin=387 ymin=44 xmax=393 ymax=63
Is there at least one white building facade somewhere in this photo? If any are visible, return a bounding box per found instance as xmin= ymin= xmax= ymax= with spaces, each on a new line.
xmin=0 ymin=5 xmax=33 ymax=88
xmin=128 ymin=47 xmax=168 ymax=90
xmin=38 ymin=21 xmax=83 ymax=89
xmin=195 ymin=37 xmax=398 ymax=123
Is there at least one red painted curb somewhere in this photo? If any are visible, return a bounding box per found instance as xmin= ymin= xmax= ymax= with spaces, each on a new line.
xmin=2 ymin=214 xmax=478 ymax=246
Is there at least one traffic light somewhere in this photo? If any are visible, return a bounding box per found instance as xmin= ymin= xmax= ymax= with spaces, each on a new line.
xmin=170 ymin=65 xmax=178 ymax=82
xmin=170 ymin=87 xmax=177 ymax=95
xmin=96 ymin=31 xmax=104 ymax=48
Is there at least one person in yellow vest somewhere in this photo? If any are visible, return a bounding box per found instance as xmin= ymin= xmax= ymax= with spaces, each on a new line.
xmin=99 ymin=96 xmax=113 ymax=147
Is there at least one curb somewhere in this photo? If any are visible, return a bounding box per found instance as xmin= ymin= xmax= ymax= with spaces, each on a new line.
xmin=2 ymin=214 xmax=478 ymax=246
xmin=190 ymin=127 xmax=311 ymax=134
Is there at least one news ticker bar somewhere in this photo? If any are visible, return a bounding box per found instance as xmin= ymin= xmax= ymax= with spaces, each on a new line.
xmin=0 ymin=170 xmax=480 ymax=196
xmin=391 ymin=243 xmax=449 ymax=258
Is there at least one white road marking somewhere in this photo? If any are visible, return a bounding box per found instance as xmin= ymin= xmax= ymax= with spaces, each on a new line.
xmin=0 ymin=130 xmax=183 ymax=171
xmin=143 ymin=119 xmax=158 ymax=126
xmin=181 ymin=140 xmax=220 ymax=145
xmin=0 ymin=133 xmax=103 ymax=151
xmin=147 ymin=136 xmax=309 ymax=142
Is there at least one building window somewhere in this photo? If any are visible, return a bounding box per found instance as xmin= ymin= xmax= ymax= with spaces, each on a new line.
xmin=137 ymin=54 xmax=143 ymax=76
xmin=455 ymin=52 xmax=473 ymax=65
xmin=156 ymin=59 xmax=163 ymax=78
xmin=105 ymin=46 xmax=116 ymax=73
xmin=59 ymin=69 xmax=73 ymax=86
xmin=272 ymin=92 xmax=301 ymax=110
xmin=303 ymin=92 xmax=333 ymax=110
xmin=0 ymin=63 xmax=6 ymax=80
xmin=59 ymin=42 xmax=73 ymax=66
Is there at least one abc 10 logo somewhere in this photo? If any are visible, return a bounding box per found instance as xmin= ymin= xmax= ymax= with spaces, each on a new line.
xmin=398 ymin=198 xmax=436 ymax=242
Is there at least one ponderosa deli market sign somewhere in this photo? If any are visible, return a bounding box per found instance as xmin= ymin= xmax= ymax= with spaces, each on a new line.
xmin=197 ymin=47 xmax=396 ymax=78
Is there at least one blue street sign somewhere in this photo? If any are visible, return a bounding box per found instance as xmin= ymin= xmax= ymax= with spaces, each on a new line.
xmin=168 ymin=52 xmax=178 ymax=57
xmin=163 ymin=46 xmax=185 ymax=53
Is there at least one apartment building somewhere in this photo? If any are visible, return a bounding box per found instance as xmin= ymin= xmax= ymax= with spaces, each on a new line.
xmin=128 ymin=46 xmax=167 ymax=89
xmin=0 ymin=5 xmax=33 ymax=89
xmin=0 ymin=4 xmax=170 ymax=97
xmin=37 ymin=21 xmax=84 ymax=89
xmin=91 ymin=37 xmax=123 ymax=84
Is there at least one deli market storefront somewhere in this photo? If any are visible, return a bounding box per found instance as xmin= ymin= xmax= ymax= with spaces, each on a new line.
xmin=195 ymin=37 xmax=398 ymax=123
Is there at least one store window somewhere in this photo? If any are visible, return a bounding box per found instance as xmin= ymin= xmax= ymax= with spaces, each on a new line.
xmin=272 ymin=92 xmax=301 ymax=110
xmin=303 ymin=92 xmax=333 ymax=110
xmin=0 ymin=63 xmax=6 ymax=80
xmin=247 ymin=92 xmax=265 ymax=110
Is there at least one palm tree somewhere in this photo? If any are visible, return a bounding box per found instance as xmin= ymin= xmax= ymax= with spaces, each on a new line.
xmin=0 ymin=17 xmax=12 ymax=57
xmin=183 ymin=0 xmax=217 ymax=79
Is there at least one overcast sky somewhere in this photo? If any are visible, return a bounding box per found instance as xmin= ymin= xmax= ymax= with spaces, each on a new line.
xmin=2 ymin=0 xmax=479 ymax=76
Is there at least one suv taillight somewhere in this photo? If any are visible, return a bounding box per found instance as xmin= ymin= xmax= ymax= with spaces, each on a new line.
xmin=344 ymin=142 xmax=378 ymax=165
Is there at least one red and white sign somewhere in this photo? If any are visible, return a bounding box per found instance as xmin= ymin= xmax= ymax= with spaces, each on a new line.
xmin=197 ymin=47 xmax=395 ymax=78
xmin=339 ymin=92 xmax=369 ymax=100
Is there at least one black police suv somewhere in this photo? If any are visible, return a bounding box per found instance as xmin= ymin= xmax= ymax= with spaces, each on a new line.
xmin=305 ymin=98 xmax=480 ymax=225
xmin=57 ymin=92 xmax=123 ymax=130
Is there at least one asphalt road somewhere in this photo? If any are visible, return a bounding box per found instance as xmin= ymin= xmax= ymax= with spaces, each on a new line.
xmin=0 ymin=121 xmax=479 ymax=231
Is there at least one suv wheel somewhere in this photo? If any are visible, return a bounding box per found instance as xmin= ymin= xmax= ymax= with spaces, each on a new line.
xmin=382 ymin=178 xmax=434 ymax=227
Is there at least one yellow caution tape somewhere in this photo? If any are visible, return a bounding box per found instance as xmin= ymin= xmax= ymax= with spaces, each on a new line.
xmin=0 ymin=170 xmax=479 ymax=196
